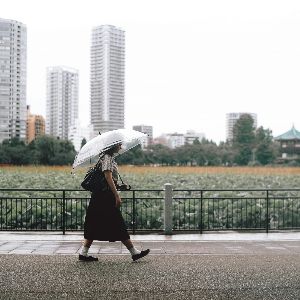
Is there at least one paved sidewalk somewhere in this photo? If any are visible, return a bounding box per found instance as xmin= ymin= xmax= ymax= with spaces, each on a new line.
xmin=0 ymin=231 xmax=299 ymax=256
xmin=0 ymin=232 xmax=299 ymax=299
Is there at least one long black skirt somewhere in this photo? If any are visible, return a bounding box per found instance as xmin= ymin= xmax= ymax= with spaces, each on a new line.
xmin=84 ymin=190 xmax=130 ymax=241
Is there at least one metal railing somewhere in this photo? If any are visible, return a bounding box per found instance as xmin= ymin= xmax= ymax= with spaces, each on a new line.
xmin=0 ymin=187 xmax=299 ymax=234
xmin=172 ymin=189 xmax=300 ymax=233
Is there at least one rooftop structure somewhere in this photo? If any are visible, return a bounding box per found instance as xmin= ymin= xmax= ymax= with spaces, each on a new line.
xmin=275 ymin=126 xmax=300 ymax=161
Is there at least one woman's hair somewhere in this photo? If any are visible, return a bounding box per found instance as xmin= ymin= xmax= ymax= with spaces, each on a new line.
xmin=103 ymin=143 xmax=121 ymax=156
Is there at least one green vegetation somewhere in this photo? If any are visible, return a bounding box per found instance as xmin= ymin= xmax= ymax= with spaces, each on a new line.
xmin=0 ymin=136 xmax=76 ymax=165
xmin=0 ymin=166 xmax=299 ymax=231
xmin=0 ymin=115 xmax=282 ymax=166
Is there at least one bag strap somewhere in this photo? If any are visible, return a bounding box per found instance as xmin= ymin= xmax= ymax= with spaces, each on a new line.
xmin=96 ymin=154 xmax=125 ymax=185
xmin=94 ymin=154 xmax=105 ymax=170
xmin=117 ymin=171 xmax=125 ymax=185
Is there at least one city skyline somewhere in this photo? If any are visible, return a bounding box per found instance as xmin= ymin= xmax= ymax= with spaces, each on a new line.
xmin=1 ymin=0 xmax=300 ymax=143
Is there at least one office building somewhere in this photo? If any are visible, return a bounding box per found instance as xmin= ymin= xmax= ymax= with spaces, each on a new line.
xmin=133 ymin=125 xmax=153 ymax=148
xmin=184 ymin=130 xmax=205 ymax=144
xmin=226 ymin=112 xmax=257 ymax=141
xmin=46 ymin=66 xmax=78 ymax=140
xmin=26 ymin=105 xmax=45 ymax=144
xmin=165 ymin=133 xmax=185 ymax=149
xmin=90 ymin=25 xmax=125 ymax=135
xmin=68 ymin=119 xmax=93 ymax=152
xmin=0 ymin=18 xmax=27 ymax=142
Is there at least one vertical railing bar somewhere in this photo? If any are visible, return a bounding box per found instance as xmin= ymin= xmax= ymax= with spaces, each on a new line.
xmin=15 ymin=197 xmax=18 ymax=230
xmin=239 ymin=198 xmax=242 ymax=229
xmin=188 ymin=196 xmax=191 ymax=230
xmin=193 ymin=197 xmax=196 ymax=230
xmin=231 ymin=198 xmax=234 ymax=229
xmin=132 ymin=190 xmax=136 ymax=234
xmin=212 ymin=196 xmax=215 ymax=229
xmin=266 ymin=190 xmax=269 ymax=233
xmin=217 ymin=196 xmax=220 ymax=229
xmin=259 ymin=196 xmax=262 ymax=229
xmin=245 ymin=198 xmax=248 ymax=230
xmin=226 ymin=198 xmax=229 ymax=229
xmin=283 ymin=198 xmax=285 ymax=230
xmin=10 ymin=198 xmax=13 ymax=230
xmin=51 ymin=198 xmax=53 ymax=230
xmin=0 ymin=198 xmax=2 ymax=230
xmin=273 ymin=195 xmax=276 ymax=230
xmin=45 ymin=198 xmax=48 ymax=231
xmin=4 ymin=198 xmax=6 ymax=230
xmin=62 ymin=190 xmax=66 ymax=235
xmin=75 ymin=197 xmax=78 ymax=231
xmin=200 ymin=190 xmax=203 ymax=234
xmin=292 ymin=196 xmax=294 ymax=229
xmin=207 ymin=196 xmax=210 ymax=230
xmin=21 ymin=198 xmax=23 ymax=231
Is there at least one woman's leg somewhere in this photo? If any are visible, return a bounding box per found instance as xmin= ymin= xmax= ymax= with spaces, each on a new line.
xmin=83 ymin=239 xmax=93 ymax=248
xmin=81 ymin=239 xmax=93 ymax=255
xmin=122 ymin=239 xmax=150 ymax=260
xmin=79 ymin=239 xmax=98 ymax=261
xmin=122 ymin=239 xmax=134 ymax=250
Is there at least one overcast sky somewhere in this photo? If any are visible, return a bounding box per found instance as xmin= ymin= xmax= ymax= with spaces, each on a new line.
xmin=2 ymin=0 xmax=300 ymax=142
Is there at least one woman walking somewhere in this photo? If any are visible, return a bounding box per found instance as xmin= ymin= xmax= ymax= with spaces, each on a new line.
xmin=79 ymin=143 xmax=150 ymax=262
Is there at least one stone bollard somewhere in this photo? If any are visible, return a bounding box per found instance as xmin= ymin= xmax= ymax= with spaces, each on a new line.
xmin=164 ymin=183 xmax=173 ymax=235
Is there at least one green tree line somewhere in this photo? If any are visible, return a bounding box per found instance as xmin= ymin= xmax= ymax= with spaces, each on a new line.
xmin=0 ymin=136 xmax=76 ymax=165
xmin=0 ymin=114 xmax=282 ymax=166
xmin=118 ymin=114 xmax=281 ymax=166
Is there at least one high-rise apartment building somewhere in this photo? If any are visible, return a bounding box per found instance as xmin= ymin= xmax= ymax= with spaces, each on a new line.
xmin=0 ymin=18 xmax=27 ymax=143
xmin=46 ymin=66 xmax=78 ymax=140
xmin=90 ymin=25 xmax=125 ymax=135
xmin=226 ymin=112 xmax=257 ymax=141
xmin=26 ymin=105 xmax=45 ymax=144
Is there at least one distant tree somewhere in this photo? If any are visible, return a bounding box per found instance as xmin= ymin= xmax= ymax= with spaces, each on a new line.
xmin=29 ymin=136 xmax=76 ymax=165
xmin=232 ymin=114 xmax=256 ymax=165
xmin=117 ymin=144 xmax=145 ymax=165
xmin=255 ymin=127 xmax=276 ymax=165
xmin=192 ymin=138 xmax=201 ymax=145
xmin=81 ymin=138 xmax=87 ymax=149
xmin=0 ymin=138 xmax=30 ymax=165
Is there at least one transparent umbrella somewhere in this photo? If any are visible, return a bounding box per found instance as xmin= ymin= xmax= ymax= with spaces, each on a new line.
xmin=72 ymin=129 xmax=147 ymax=169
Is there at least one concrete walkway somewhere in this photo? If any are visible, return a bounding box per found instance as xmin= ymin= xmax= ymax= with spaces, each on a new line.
xmin=0 ymin=232 xmax=299 ymax=299
xmin=0 ymin=231 xmax=299 ymax=255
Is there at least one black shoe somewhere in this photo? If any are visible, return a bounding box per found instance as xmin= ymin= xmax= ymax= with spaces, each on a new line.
xmin=79 ymin=254 xmax=98 ymax=262
xmin=132 ymin=249 xmax=150 ymax=261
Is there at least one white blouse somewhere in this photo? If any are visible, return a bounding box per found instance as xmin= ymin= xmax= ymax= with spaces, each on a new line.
xmin=101 ymin=154 xmax=118 ymax=182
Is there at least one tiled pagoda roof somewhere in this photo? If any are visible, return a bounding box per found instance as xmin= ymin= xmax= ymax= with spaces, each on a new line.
xmin=275 ymin=126 xmax=300 ymax=140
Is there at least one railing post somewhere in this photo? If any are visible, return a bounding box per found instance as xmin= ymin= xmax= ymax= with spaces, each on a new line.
xmin=62 ymin=190 xmax=66 ymax=235
xmin=164 ymin=183 xmax=173 ymax=235
xmin=132 ymin=190 xmax=136 ymax=235
xmin=266 ymin=190 xmax=269 ymax=234
xmin=200 ymin=190 xmax=203 ymax=234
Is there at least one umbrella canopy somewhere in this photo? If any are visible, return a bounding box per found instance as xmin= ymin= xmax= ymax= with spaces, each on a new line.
xmin=72 ymin=129 xmax=147 ymax=169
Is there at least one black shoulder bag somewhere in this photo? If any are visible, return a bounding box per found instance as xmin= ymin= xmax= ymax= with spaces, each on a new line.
xmin=81 ymin=160 xmax=108 ymax=192
xmin=81 ymin=160 xmax=131 ymax=192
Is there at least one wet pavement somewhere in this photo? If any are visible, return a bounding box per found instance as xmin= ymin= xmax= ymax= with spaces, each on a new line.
xmin=0 ymin=232 xmax=299 ymax=299
xmin=0 ymin=231 xmax=299 ymax=256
